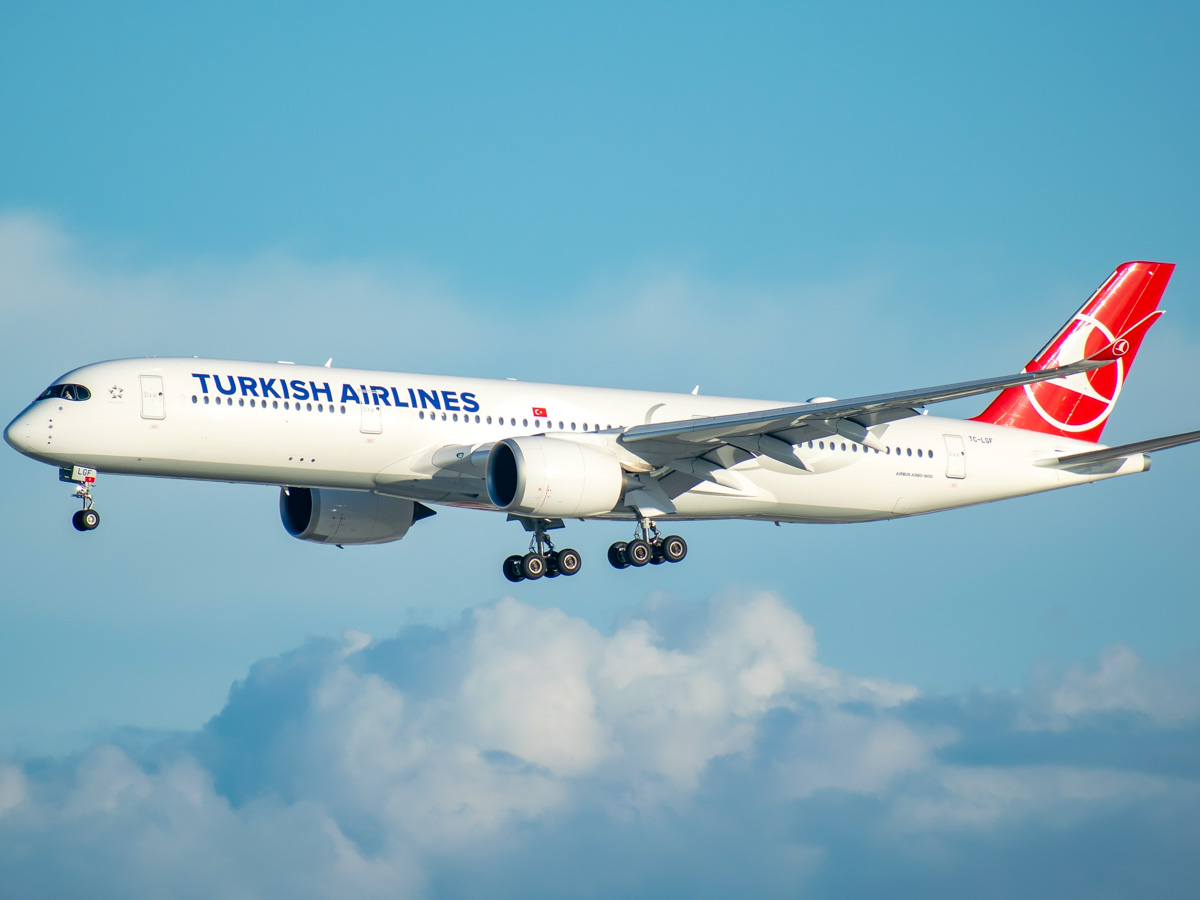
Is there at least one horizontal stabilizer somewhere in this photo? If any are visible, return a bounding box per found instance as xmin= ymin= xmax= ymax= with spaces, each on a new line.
xmin=1037 ymin=428 xmax=1200 ymax=468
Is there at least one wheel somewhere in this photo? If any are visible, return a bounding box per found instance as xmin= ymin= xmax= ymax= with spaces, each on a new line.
xmin=521 ymin=552 xmax=546 ymax=580
xmin=557 ymin=548 xmax=582 ymax=576
xmin=661 ymin=535 xmax=687 ymax=563
xmin=607 ymin=541 xmax=630 ymax=569
xmin=503 ymin=555 xmax=525 ymax=582
xmin=626 ymin=538 xmax=652 ymax=567
xmin=650 ymin=542 xmax=666 ymax=564
xmin=73 ymin=509 xmax=99 ymax=531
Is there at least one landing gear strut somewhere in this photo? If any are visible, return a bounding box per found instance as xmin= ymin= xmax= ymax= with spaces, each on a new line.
xmin=63 ymin=466 xmax=100 ymax=532
xmin=608 ymin=519 xmax=687 ymax=570
xmin=503 ymin=516 xmax=582 ymax=583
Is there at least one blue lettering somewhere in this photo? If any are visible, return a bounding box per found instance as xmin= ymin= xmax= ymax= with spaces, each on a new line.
xmin=238 ymin=376 xmax=259 ymax=397
xmin=461 ymin=391 xmax=480 ymax=413
xmin=441 ymin=390 xmax=460 ymax=411
xmin=418 ymin=388 xmax=441 ymax=410
xmin=391 ymin=387 xmax=408 ymax=407
xmin=214 ymin=375 xmax=237 ymax=396
xmin=192 ymin=373 xmax=212 ymax=394
xmin=311 ymin=381 xmax=333 ymax=402
xmin=370 ymin=386 xmax=390 ymax=406
xmin=289 ymin=379 xmax=310 ymax=401
xmin=341 ymin=384 xmax=360 ymax=403
xmin=260 ymin=378 xmax=281 ymax=399
xmin=408 ymin=388 xmax=418 ymax=407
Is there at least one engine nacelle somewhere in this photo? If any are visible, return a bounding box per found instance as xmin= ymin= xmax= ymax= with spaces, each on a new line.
xmin=279 ymin=487 xmax=435 ymax=545
xmin=486 ymin=436 xmax=624 ymax=517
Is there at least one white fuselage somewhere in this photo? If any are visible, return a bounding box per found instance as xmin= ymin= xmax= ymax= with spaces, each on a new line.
xmin=5 ymin=358 xmax=1148 ymax=524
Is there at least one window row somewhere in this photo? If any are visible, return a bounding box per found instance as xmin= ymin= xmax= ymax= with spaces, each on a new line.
xmin=194 ymin=395 xmax=342 ymax=413
xmin=415 ymin=411 xmax=619 ymax=431
xmin=807 ymin=439 xmax=934 ymax=459
xmin=192 ymin=394 xmax=623 ymax=431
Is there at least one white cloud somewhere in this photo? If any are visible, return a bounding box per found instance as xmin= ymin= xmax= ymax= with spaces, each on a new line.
xmin=4 ymin=591 xmax=1198 ymax=898
xmin=1023 ymin=644 xmax=1200 ymax=730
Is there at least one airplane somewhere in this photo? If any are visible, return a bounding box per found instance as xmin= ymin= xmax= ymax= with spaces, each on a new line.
xmin=6 ymin=261 xmax=1200 ymax=583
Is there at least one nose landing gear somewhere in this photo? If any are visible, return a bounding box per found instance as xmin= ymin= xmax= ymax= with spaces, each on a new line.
xmin=503 ymin=516 xmax=582 ymax=583
xmin=61 ymin=466 xmax=100 ymax=532
xmin=608 ymin=519 xmax=687 ymax=570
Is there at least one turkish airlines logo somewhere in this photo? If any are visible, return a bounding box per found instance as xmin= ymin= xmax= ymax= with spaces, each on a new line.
xmin=532 ymin=406 xmax=548 ymax=418
xmin=1024 ymin=313 xmax=1125 ymax=433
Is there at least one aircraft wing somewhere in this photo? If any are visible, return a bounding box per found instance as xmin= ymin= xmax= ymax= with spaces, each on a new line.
xmin=621 ymin=351 xmax=1125 ymax=451
xmin=1037 ymin=428 xmax=1200 ymax=468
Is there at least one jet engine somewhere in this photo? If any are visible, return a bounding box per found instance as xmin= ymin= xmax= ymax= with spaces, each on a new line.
xmin=486 ymin=436 xmax=624 ymax=517
xmin=279 ymin=487 xmax=435 ymax=545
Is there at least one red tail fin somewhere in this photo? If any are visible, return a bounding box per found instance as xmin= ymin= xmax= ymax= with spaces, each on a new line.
xmin=972 ymin=261 xmax=1174 ymax=443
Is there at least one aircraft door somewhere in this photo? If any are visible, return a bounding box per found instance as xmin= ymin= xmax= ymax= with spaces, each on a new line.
xmin=140 ymin=375 xmax=165 ymax=419
xmin=943 ymin=434 xmax=966 ymax=478
xmin=360 ymin=404 xmax=382 ymax=434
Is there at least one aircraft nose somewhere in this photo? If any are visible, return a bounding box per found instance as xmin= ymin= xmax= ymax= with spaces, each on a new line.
xmin=4 ymin=410 xmax=32 ymax=454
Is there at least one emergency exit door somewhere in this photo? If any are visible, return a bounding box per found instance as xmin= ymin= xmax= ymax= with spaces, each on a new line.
xmin=943 ymin=434 xmax=966 ymax=478
xmin=140 ymin=375 xmax=165 ymax=419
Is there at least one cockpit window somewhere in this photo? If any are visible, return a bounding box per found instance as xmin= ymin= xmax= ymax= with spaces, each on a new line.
xmin=38 ymin=383 xmax=91 ymax=402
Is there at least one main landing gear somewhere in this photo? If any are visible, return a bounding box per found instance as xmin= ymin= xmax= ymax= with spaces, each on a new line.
xmin=608 ymin=519 xmax=687 ymax=570
xmin=503 ymin=517 xmax=583 ymax=583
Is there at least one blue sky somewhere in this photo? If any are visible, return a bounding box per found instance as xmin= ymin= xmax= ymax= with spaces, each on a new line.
xmin=3 ymin=2 xmax=1200 ymax=896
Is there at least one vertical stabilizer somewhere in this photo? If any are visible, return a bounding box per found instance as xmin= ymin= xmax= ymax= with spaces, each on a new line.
xmin=973 ymin=261 xmax=1174 ymax=443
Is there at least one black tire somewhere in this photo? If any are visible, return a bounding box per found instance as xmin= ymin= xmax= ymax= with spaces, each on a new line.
xmin=72 ymin=510 xmax=87 ymax=532
xmin=626 ymin=538 xmax=652 ymax=567
xmin=607 ymin=542 xmax=630 ymax=569
xmin=503 ymin=555 xmax=525 ymax=582
xmin=649 ymin=542 xmax=666 ymax=564
xmin=81 ymin=509 xmax=100 ymax=530
xmin=557 ymin=548 xmax=582 ymax=576
xmin=522 ymin=552 xmax=546 ymax=580
xmin=662 ymin=535 xmax=687 ymax=563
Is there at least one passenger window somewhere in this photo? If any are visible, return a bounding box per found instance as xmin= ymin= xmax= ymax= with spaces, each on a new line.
xmin=906 ymin=448 xmax=912 ymax=456
xmin=204 ymin=396 xmax=210 ymax=405
xmin=523 ymin=419 xmax=528 ymax=427
xmin=917 ymin=448 xmax=923 ymax=458
xmin=192 ymin=396 xmax=197 ymax=404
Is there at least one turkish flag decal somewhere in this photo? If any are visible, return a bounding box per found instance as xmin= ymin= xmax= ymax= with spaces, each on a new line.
xmin=532 ymin=407 xmax=547 ymax=418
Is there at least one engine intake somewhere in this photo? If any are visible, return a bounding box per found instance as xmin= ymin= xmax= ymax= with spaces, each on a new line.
xmin=486 ymin=436 xmax=624 ymax=517
xmin=279 ymin=487 xmax=435 ymax=545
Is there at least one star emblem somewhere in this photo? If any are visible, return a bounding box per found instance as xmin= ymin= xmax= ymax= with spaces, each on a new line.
xmin=109 ymin=385 xmax=124 ymax=400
